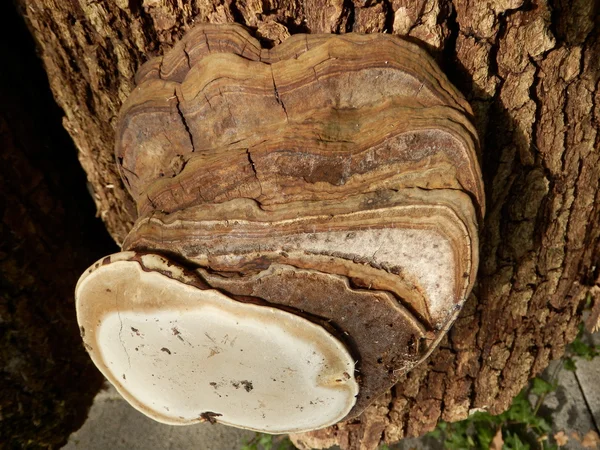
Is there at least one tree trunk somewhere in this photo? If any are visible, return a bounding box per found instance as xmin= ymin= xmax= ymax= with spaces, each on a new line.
xmin=14 ymin=0 xmax=600 ymax=448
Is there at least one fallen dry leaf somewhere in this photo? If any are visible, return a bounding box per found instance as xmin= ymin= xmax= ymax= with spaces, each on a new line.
xmin=582 ymin=430 xmax=600 ymax=448
xmin=585 ymin=286 xmax=600 ymax=333
xmin=489 ymin=428 xmax=503 ymax=450
xmin=554 ymin=431 xmax=569 ymax=446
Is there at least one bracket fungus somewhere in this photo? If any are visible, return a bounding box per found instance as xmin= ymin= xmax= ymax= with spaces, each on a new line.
xmin=76 ymin=24 xmax=484 ymax=434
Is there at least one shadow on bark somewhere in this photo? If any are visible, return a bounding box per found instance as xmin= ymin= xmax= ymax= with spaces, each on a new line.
xmin=0 ymin=1 xmax=117 ymax=448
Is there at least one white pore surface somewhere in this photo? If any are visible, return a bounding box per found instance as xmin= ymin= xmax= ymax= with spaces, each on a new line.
xmin=84 ymin=262 xmax=357 ymax=433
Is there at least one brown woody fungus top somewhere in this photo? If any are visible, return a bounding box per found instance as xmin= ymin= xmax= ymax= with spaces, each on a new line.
xmin=76 ymin=23 xmax=483 ymax=434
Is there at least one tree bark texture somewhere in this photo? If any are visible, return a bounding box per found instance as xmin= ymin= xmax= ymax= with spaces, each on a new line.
xmin=15 ymin=0 xmax=600 ymax=449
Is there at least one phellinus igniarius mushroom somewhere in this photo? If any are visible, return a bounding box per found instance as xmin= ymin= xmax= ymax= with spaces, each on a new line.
xmin=75 ymin=23 xmax=484 ymax=434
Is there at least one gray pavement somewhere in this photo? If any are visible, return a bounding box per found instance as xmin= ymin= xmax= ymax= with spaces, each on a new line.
xmin=540 ymin=331 xmax=600 ymax=449
xmin=63 ymin=385 xmax=254 ymax=450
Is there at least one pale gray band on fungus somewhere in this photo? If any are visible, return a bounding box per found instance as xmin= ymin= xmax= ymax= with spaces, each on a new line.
xmin=75 ymin=23 xmax=484 ymax=434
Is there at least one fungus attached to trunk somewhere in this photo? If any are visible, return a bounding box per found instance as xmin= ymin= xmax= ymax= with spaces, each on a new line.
xmin=76 ymin=23 xmax=484 ymax=433
xmin=76 ymin=253 xmax=358 ymax=433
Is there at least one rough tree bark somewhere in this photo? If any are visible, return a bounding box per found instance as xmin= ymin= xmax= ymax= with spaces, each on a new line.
xmin=14 ymin=0 xmax=600 ymax=449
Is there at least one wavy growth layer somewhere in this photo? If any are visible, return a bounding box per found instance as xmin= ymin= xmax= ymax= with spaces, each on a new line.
xmin=76 ymin=23 xmax=484 ymax=434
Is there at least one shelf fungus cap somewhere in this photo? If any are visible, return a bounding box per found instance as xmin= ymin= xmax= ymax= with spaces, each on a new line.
xmin=78 ymin=23 xmax=485 ymax=433
xmin=76 ymin=252 xmax=358 ymax=433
